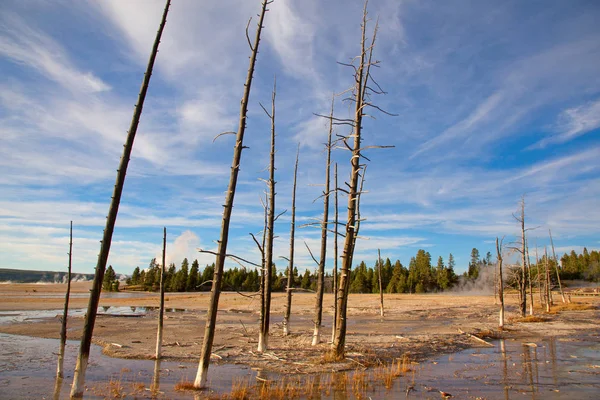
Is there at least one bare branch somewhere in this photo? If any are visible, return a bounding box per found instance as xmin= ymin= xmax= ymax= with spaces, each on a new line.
xmin=304 ymin=241 xmax=319 ymax=266
xmin=213 ymin=131 xmax=237 ymax=143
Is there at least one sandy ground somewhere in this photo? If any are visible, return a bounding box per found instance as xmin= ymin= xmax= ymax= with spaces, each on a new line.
xmin=0 ymin=282 xmax=598 ymax=374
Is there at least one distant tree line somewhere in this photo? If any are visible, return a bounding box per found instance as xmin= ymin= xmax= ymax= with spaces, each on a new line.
xmin=121 ymin=247 xmax=599 ymax=293
xmin=560 ymin=248 xmax=600 ymax=281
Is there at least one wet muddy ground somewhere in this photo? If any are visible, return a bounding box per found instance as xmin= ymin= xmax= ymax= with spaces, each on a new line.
xmin=0 ymin=283 xmax=598 ymax=398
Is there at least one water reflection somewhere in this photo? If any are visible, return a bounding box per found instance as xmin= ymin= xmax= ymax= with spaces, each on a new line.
xmin=52 ymin=377 xmax=62 ymax=400
xmin=1 ymin=332 xmax=599 ymax=399
xmin=151 ymin=358 xmax=161 ymax=393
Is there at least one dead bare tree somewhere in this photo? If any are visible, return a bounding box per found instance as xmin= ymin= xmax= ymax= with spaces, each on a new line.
xmin=312 ymin=97 xmax=334 ymax=346
xmin=496 ymin=237 xmax=505 ymax=329
xmin=70 ymin=2 xmax=170 ymax=396
xmin=283 ymin=145 xmax=299 ymax=336
xmin=56 ymin=221 xmax=73 ymax=379
xmin=332 ymin=1 xmax=394 ymax=359
xmin=535 ymin=243 xmax=543 ymax=306
xmin=526 ymin=238 xmax=534 ymax=315
xmin=544 ymin=247 xmax=551 ymax=311
xmin=331 ymin=163 xmax=339 ymax=343
xmin=155 ymin=227 xmax=166 ymax=359
xmin=511 ymin=196 xmax=528 ymax=317
xmin=194 ymin=0 xmax=271 ymax=388
xmin=549 ymin=229 xmax=567 ymax=303
xmin=258 ymin=79 xmax=277 ymax=353
xmin=377 ymin=249 xmax=384 ymax=317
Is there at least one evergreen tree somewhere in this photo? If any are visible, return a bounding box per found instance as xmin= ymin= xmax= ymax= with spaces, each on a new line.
xmin=301 ymin=269 xmax=312 ymax=289
xmin=436 ymin=256 xmax=450 ymax=291
xmin=103 ymin=265 xmax=117 ymax=291
xmin=165 ymin=263 xmax=176 ymax=292
xmin=448 ymin=253 xmax=458 ymax=285
xmin=350 ymin=261 xmax=369 ymax=293
xmin=131 ymin=267 xmax=140 ymax=285
xmin=176 ymin=258 xmax=189 ymax=292
xmin=200 ymin=263 xmax=214 ymax=291
xmin=386 ymin=260 xmax=407 ymax=293
xmin=468 ymin=248 xmax=480 ymax=280
xmin=187 ymin=259 xmax=199 ymax=291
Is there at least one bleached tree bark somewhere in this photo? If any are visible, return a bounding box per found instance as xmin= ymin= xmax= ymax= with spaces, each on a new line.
xmin=155 ymin=227 xmax=166 ymax=359
xmin=331 ymin=163 xmax=339 ymax=344
xmin=526 ymin=238 xmax=534 ymax=315
xmin=151 ymin=359 xmax=161 ymax=393
xmin=549 ymin=229 xmax=567 ymax=303
xmin=496 ymin=237 xmax=505 ymax=329
xmin=283 ymin=145 xmax=299 ymax=336
xmin=57 ymin=221 xmax=73 ymax=379
xmin=70 ymin=2 xmax=170 ymax=397
xmin=312 ymin=97 xmax=334 ymax=346
xmin=258 ymin=79 xmax=277 ymax=353
xmin=194 ymin=0 xmax=270 ymax=388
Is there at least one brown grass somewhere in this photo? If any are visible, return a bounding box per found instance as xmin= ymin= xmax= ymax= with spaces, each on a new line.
xmin=174 ymin=379 xmax=198 ymax=392
xmin=229 ymin=378 xmax=250 ymax=400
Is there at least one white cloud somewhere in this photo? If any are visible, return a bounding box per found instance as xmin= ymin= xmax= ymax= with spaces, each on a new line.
xmin=532 ymin=99 xmax=600 ymax=148
xmin=0 ymin=13 xmax=110 ymax=93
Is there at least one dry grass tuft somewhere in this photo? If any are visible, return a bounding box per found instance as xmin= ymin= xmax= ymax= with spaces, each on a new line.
xmin=321 ymin=350 xmax=341 ymax=363
xmin=174 ymin=379 xmax=198 ymax=392
xmin=229 ymin=378 xmax=250 ymax=400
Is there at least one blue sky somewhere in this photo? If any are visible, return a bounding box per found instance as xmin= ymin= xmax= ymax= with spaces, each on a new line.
xmin=1 ymin=0 xmax=599 ymax=276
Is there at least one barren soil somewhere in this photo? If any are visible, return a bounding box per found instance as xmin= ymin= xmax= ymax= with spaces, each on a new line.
xmin=0 ymin=282 xmax=598 ymax=374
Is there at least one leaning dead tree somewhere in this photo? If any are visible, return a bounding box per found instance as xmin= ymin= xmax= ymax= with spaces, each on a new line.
xmin=70 ymin=2 xmax=170 ymax=397
xmin=194 ymin=0 xmax=270 ymax=388
xmin=496 ymin=237 xmax=505 ymax=328
xmin=155 ymin=227 xmax=167 ymax=359
xmin=549 ymin=229 xmax=567 ymax=303
xmin=332 ymin=2 xmax=394 ymax=359
xmin=283 ymin=145 xmax=300 ymax=336
xmin=56 ymin=221 xmax=73 ymax=379
xmin=312 ymin=97 xmax=334 ymax=346
xmin=377 ymin=249 xmax=384 ymax=317
xmin=331 ymin=163 xmax=339 ymax=343
xmin=258 ymin=79 xmax=277 ymax=353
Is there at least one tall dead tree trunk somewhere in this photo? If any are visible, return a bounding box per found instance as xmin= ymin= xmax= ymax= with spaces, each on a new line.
xmin=544 ymin=247 xmax=551 ymax=311
xmin=258 ymin=79 xmax=277 ymax=353
xmin=155 ymin=227 xmax=166 ymax=359
xmin=332 ymin=3 xmax=380 ymax=359
xmin=377 ymin=249 xmax=384 ymax=317
xmin=549 ymin=229 xmax=567 ymax=303
xmin=526 ymin=238 xmax=534 ymax=315
xmin=283 ymin=145 xmax=299 ymax=336
xmin=57 ymin=221 xmax=73 ymax=379
xmin=331 ymin=163 xmax=339 ymax=344
xmin=512 ymin=196 xmax=527 ymax=317
xmin=70 ymin=3 xmax=169 ymax=397
xmin=536 ymin=244 xmax=543 ymax=306
xmin=496 ymin=237 xmax=505 ymax=329
xmin=194 ymin=0 xmax=270 ymax=388
xmin=312 ymin=98 xmax=334 ymax=346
